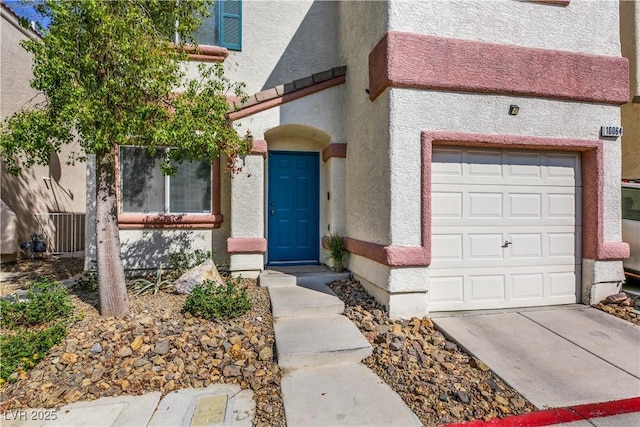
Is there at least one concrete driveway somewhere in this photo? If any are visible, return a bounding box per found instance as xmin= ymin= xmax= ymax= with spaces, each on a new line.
xmin=433 ymin=306 xmax=640 ymax=409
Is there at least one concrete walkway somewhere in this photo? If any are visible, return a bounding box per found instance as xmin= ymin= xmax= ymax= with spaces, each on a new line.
xmin=260 ymin=267 xmax=421 ymax=426
xmin=433 ymin=306 xmax=640 ymax=409
xmin=1 ymin=384 xmax=254 ymax=427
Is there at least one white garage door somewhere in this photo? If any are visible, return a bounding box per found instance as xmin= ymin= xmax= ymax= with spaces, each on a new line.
xmin=429 ymin=147 xmax=581 ymax=311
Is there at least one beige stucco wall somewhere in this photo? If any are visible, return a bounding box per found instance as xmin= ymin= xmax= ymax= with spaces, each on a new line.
xmin=186 ymin=0 xmax=339 ymax=94
xmin=234 ymin=85 xmax=346 ymax=270
xmin=621 ymin=0 xmax=640 ymax=179
xmin=1 ymin=6 xmax=86 ymax=260
xmin=86 ymin=1 xmax=344 ymax=271
xmin=389 ymin=0 xmax=620 ymax=55
xmin=338 ymin=1 xmax=390 ymax=247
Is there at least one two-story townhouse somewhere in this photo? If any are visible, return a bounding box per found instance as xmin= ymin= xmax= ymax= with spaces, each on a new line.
xmin=85 ymin=0 xmax=629 ymax=318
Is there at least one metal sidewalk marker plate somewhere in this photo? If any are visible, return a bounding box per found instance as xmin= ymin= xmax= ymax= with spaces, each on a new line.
xmin=190 ymin=395 xmax=227 ymax=427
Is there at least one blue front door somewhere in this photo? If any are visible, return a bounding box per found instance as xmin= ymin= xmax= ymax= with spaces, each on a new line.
xmin=268 ymin=151 xmax=319 ymax=264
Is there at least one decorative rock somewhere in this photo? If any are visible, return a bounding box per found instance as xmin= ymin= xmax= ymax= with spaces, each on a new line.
xmin=131 ymin=336 xmax=144 ymax=352
xmin=91 ymin=368 xmax=105 ymax=382
xmin=118 ymin=347 xmax=132 ymax=358
xmin=223 ymin=365 xmax=242 ymax=377
xmin=390 ymin=339 xmax=404 ymax=351
xmin=154 ymin=339 xmax=169 ymax=355
xmin=60 ymin=353 xmax=78 ymax=365
xmin=604 ymin=293 xmax=629 ymax=305
xmin=90 ymin=343 xmax=103 ymax=354
xmin=259 ymin=346 xmax=273 ymax=361
xmin=457 ymin=390 xmax=471 ymax=404
xmin=444 ymin=341 xmax=458 ymax=351
xmin=469 ymin=357 xmax=490 ymax=372
xmin=173 ymin=259 xmax=224 ymax=294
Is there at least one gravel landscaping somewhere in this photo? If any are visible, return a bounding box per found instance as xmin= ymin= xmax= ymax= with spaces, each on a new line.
xmin=2 ymin=258 xmax=638 ymax=427
xmin=0 ymin=258 xmax=284 ymax=427
xmin=328 ymin=278 xmax=537 ymax=426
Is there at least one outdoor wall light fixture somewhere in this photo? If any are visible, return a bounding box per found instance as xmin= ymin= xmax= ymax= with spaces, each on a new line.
xmin=508 ymin=105 xmax=520 ymax=116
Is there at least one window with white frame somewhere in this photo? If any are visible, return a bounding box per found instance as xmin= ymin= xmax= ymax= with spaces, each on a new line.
xmin=119 ymin=146 xmax=212 ymax=215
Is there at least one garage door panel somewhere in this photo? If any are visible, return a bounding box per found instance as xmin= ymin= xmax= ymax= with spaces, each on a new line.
xmin=548 ymin=232 xmax=578 ymax=258
xmin=432 ymin=186 xmax=577 ymax=226
xmin=546 ymin=153 xmax=581 ymax=183
xmin=431 ymin=234 xmax=463 ymax=260
xmin=469 ymin=193 xmax=503 ymax=218
xmin=504 ymin=152 xmax=542 ymax=179
xmin=432 ymin=192 xmax=463 ymax=218
xmin=549 ymin=272 xmax=578 ymax=297
xmin=548 ymin=193 xmax=576 ymax=218
xmin=433 ymin=226 xmax=578 ymax=268
xmin=508 ymin=193 xmax=542 ymax=218
xmin=432 ymin=148 xmax=579 ymax=187
xmin=509 ymin=233 xmax=543 ymax=258
xmin=429 ymin=265 xmax=579 ymax=311
xmin=511 ymin=273 xmax=544 ymax=300
xmin=469 ymin=275 xmax=505 ymax=301
xmin=469 ymin=234 xmax=504 ymax=259
xmin=467 ymin=151 xmax=503 ymax=178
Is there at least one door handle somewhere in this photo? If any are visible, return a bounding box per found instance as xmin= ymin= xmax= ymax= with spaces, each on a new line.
xmin=502 ymin=240 xmax=512 ymax=248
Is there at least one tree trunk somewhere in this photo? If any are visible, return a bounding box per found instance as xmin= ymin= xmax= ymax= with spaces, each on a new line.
xmin=95 ymin=146 xmax=129 ymax=317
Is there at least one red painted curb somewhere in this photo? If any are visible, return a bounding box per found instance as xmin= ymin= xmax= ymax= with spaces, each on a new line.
xmin=442 ymin=397 xmax=640 ymax=427
xmin=571 ymin=397 xmax=640 ymax=419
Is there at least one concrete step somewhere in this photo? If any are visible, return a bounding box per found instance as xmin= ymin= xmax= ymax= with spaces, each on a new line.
xmin=295 ymin=271 xmax=350 ymax=287
xmin=281 ymin=364 xmax=421 ymax=426
xmin=258 ymin=271 xmax=296 ymax=288
xmin=274 ymin=315 xmax=372 ymax=370
xmin=269 ymin=283 xmax=345 ymax=318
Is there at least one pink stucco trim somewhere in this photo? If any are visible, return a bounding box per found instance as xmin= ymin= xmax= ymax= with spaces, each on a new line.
xmin=170 ymin=43 xmax=229 ymax=62
xmin=229 ymin=76 xmax=346 ymax=121
xmin=346 ymin=131 xmax=629 ymax=267
xmin=119 ymin=214 xmax=223 ymax=229
xmin=227 ymin=237 xmax=267 ymax=254
xmin=250 ymin=139 xmax=268 ymax=158
xmin=322 ymin=143 xmax=347 ymax=162
xmin=369 ymin=32 xmax=629 ymax=104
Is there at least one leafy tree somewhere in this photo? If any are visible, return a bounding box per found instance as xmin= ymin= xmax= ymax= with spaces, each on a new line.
xmin=1 ymin=0 xmax=250 ymax=317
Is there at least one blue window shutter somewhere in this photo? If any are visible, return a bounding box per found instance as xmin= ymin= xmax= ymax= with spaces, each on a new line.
xmin=219 ymin=0 xmax=242 ymax=51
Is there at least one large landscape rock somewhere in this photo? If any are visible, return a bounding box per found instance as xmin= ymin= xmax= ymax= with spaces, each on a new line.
xmin=173 ymin=259 xmax=224 ymax=294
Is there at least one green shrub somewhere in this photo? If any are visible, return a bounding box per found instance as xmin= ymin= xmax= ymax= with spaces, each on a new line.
xmin=168 ymin=249 xmax=213 ymax=279
xmin=183 ymin=278 xmax=251 ymax=319
xmin=0 ymin=322 xmax=67 ymax=382
xmin=0 ymin=277 xmax=74 ymax=329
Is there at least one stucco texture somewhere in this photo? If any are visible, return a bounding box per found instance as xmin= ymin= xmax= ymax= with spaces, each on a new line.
xmin=389 ymin=0 xmax=620 ymax=55
xmin=185 ymin=0 xmax=339 ymax=95
xmin=338 ymin=1 xmax=391 ymax=247
xmin=1 ymin=8 xmax=86 ymax=256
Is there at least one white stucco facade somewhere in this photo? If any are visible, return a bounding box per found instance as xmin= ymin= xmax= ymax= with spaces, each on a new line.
xmin=77 ymin=0 xmax=630 ymax=317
